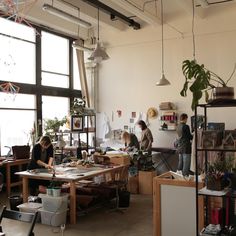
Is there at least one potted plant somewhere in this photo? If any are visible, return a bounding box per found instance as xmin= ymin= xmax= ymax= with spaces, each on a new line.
xmin=206 ymin=154 xmax=234 ymax=191
xmin=71 ymin=97 xmax=86 ymax=115
xmin=44 ymin=117 xmax=67 ymax=134
xmin=180 ymin=60 xmax=236 ymax=110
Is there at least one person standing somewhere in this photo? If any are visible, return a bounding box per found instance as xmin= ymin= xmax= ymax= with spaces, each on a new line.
xmin=137 ymin=120 xmax=153 ymax=154
xmin=176 ymin=113 xmax=193 ymax=176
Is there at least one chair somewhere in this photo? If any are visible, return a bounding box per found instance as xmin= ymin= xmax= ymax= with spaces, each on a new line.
xmin=0 ymin=206 xmax=38 ymax=236
xmin=107 ymin=165 xmax=129 ymax=213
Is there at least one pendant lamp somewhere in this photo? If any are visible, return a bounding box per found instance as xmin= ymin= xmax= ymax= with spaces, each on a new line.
xmin=88 ymin=8 xmax=109 ymax=63
xmin=156 ymin=0 xmax=170 ymax=86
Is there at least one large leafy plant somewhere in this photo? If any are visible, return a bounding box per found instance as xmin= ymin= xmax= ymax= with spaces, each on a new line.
xmin=180 ymin=60 xmax=235 ymax=110
xmin=44 ymin=117 xmax=67 ymax=134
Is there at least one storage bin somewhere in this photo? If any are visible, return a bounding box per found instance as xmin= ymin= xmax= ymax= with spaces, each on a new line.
xmin=118 ymin=190 xmax=130 ymax=208
xmin=17 ymin=202 xmax=42 ymax=222
xmin=38 ymin=193 xmax=68 ymax=212
xmin=8 ymin=195 xmax=23 ymax=211
xmin=39 ymin=208 xmax=67 ymax=227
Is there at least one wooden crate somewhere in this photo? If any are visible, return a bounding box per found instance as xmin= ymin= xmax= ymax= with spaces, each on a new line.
xmin=153 ymin=171 xmax=204 ymax=236
xmin=109 ymin=155 xmax=130 ymax=166
xmin=138 ymin=170 xmax=156 ymax=194
xmin=127 ymin=176 xmax=139 ymax=194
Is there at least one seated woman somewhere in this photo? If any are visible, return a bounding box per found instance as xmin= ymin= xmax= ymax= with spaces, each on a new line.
xmin=137 ymin=120 xmax=153 ymax=155
xmin=121 ymin=131 xmax=139 ymax=152
xmin=28 ymin=135 xmax=54 ymax=195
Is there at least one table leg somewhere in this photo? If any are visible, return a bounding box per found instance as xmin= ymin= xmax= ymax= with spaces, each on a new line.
xmin=162 ymin=153 xmax=173 ymax=171
xmin=6 ymin=164 xmax=11 ymax=196
xmin=22 ymin=177 xmax=29 ymax=203
xmin=70 ymin=181 xmax=76 ymax=224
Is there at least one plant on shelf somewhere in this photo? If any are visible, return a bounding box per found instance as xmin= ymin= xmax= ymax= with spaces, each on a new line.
xmin=180 ymin=60 xmax=236 ymax=110
xmin=71 ymin=97 xmax=86 ymax=115
xmin=44 ymin=117 xmax=67 ymax=135
xmin=206 ymin=154 xmax=234 ymax=191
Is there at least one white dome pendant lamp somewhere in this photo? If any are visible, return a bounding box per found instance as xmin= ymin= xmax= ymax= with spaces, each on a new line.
xmin=88 ymin=7 xmax=109 ymax=63
xmin=156 ymin=0 xmax=170 ymax=86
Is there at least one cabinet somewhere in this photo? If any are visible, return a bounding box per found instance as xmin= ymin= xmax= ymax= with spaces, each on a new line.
xmin=195 ymin=100 xmax=236 ymax=236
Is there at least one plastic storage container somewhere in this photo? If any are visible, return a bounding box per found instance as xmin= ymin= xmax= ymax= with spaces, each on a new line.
xmin=38 ymin=193 xmax=68 ymax=212
xmin=39 ymin=208 xmax=67 ymax=227
xmin=17 ymin=202 xmax=42 ymax=222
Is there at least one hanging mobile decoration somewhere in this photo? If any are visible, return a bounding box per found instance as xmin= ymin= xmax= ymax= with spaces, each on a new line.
xmin=0 ymin=0 xmax=39 ymax=34
xmin=0 ymin=82 xmax=20 ymax=101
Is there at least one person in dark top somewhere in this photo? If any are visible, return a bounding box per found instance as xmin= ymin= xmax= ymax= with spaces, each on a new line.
xmin=121 ymin=131 xmax=139 ymax=152
xmin=28 ymin=135 xmax=54 ymax=194
xmin=176 ymin=113 xmax=193 ymax=176
xmin=28 ymin=135 xmax=54 ymax=170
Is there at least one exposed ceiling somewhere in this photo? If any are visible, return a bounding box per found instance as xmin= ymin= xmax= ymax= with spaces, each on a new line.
xmin=1 ymin=0 xmax=236 ymax=37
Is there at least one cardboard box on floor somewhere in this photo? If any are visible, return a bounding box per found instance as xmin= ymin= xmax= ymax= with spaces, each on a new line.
xmin=138 ymin=170 xmax=156 ymax=194
xmin=127 ymin=176 xmax=139 ymax=194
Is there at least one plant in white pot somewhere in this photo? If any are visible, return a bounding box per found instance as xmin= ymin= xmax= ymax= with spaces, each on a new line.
xmin=180 ymin=60 xmax=236 ymax=110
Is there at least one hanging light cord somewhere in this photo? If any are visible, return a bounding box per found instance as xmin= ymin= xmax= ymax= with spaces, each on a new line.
xmin=97 ymin=7 xmax=100 ymax=42
xmin=77 ymin=8 xmax=80 ymax=39
xmin=161 ymin=0 xmax=164 ymax=75
xmin=192 ymin=0 xmax=196 ymax=60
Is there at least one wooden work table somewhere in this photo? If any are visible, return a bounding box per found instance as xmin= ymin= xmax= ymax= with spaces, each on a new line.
xmin=16 ymin=164 xmax=128 ymax=224
xmin=0 ymin=158 xmax=30 ymax=196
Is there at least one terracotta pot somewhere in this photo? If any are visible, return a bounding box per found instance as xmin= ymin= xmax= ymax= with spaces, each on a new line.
xmin=212 ymin=87 xmax=234 ymax=100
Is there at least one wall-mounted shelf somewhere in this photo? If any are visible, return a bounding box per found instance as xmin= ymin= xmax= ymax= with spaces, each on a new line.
xmin=159 ymin=109 xmax=177 ymax=131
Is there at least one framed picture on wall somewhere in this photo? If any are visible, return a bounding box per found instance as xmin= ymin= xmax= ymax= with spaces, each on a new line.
xmin=71 ymin=115 xmax=84 ymax=131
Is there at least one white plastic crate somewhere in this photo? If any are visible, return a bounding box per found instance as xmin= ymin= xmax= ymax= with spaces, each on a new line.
xmin=39 ymin=208 xmax=67 ymax=227
xmin=38 ymin=193 xmax=68 ymax=212
xmin=17 ymin=202 xmax=42 ymax=222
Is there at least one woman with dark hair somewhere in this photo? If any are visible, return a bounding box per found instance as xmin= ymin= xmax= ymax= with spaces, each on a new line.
xmin=28 ymin=135 xmax=54 ymax=194
xmin=137 ymin=120 xmax=153 ymax=154
xmin=28 ymin=135 xmax=54 ymax=170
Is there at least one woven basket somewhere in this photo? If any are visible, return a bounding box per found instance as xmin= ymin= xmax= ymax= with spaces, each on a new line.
xmin=206 ymin=178 xmax=224 ymax=191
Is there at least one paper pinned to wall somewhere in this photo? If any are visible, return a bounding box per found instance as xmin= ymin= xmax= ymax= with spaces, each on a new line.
xmin=96 ymin=112 xmax=111 ymax=140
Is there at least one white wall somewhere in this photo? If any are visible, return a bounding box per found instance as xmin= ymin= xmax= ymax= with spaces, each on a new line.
xmin=97 ymin=21 xmax=236 ymax=147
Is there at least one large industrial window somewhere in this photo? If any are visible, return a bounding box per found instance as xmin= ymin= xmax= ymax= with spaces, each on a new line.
xmin=0 ymin=18 xmax=82 ymax=155
xmin=41 ymin=31 xmax=70 ymax=88
xmin=0 ymin=94 xmax=36 ymax=156
xmin=0 ymin=18 xmax=36 ymax=84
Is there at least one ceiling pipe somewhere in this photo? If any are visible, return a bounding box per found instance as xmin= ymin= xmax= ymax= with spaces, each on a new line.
xmin=81 ymin=0 xmax=141 ymax=30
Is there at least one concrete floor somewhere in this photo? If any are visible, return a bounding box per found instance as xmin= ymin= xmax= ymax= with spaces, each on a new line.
xmin=0 ymin=192 xmax=153 ymax=236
